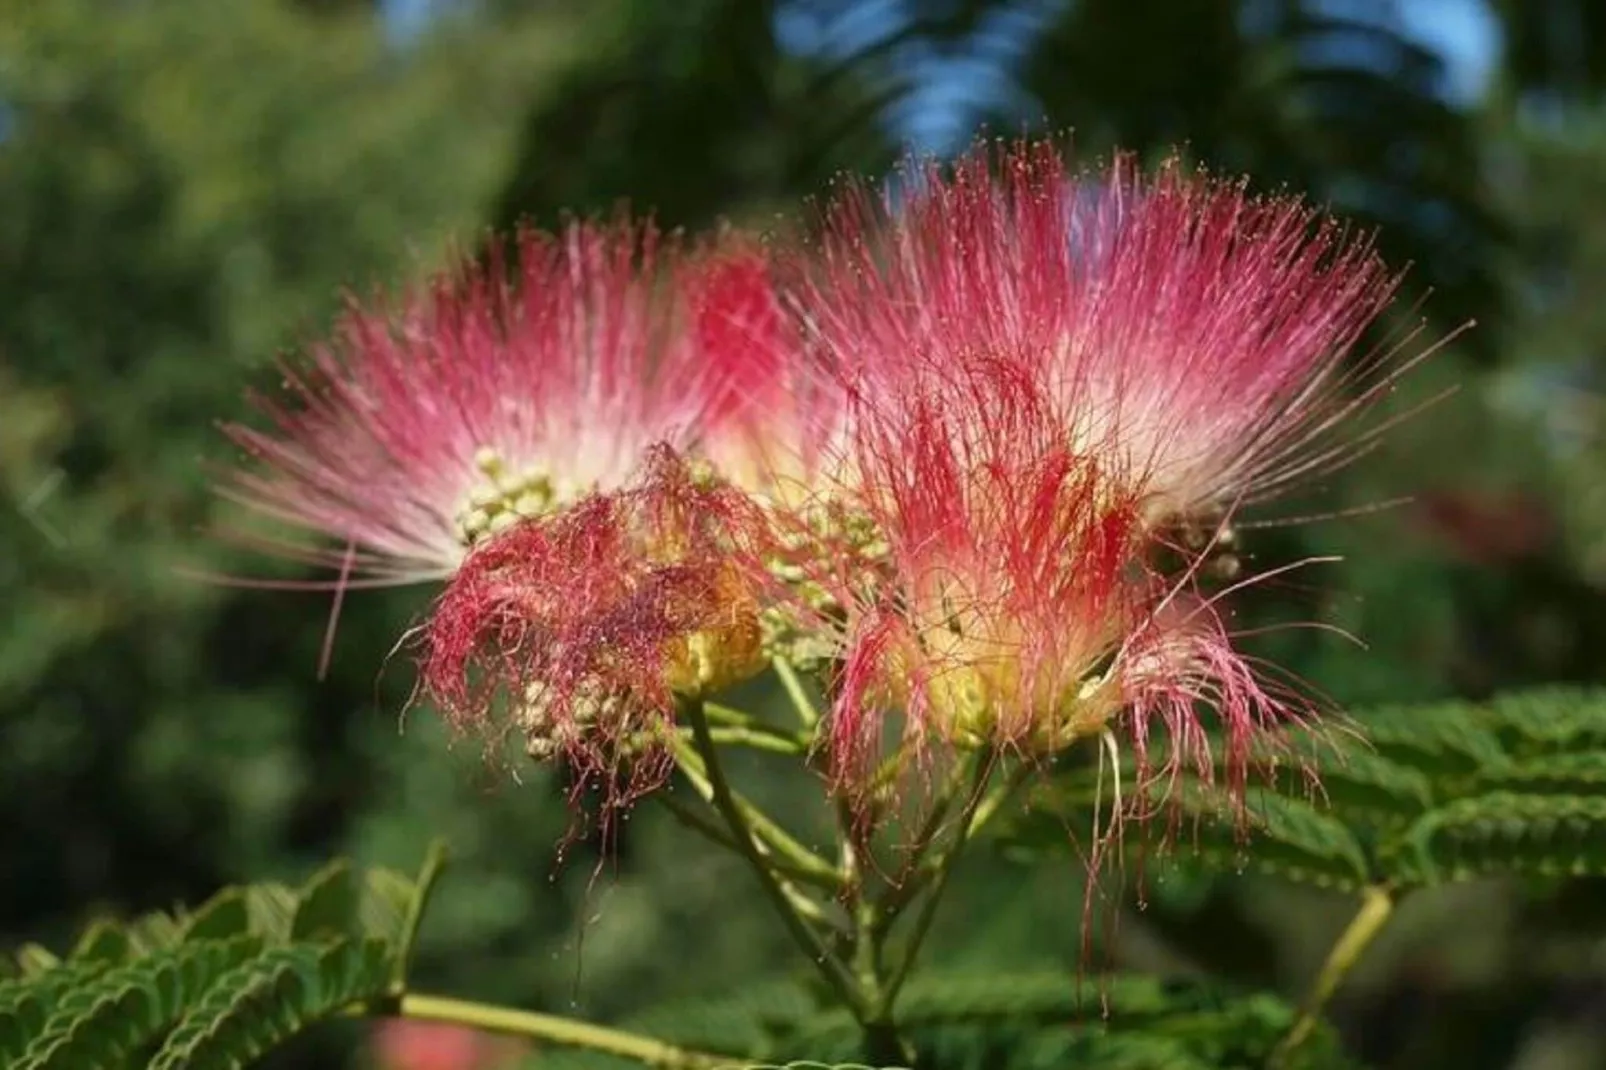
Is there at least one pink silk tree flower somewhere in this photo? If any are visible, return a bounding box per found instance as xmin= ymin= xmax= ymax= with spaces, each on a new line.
xmin=799 ymin=139 xmax=1419 ymax=535
xmin=822 ymin=351 xmax=1294 ymax=799
xmin=219 ymin=219 xmax=706 ymax=587
xmin=686 ymin=242 xmax=857 ymax=509
xmin=420 ymin=446 xmax=776 ymax=800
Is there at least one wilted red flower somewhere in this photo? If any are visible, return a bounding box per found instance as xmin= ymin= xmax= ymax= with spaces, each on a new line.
xmin=800 ymin=139 xmax=1418 ymax=530
xmin=420 ymin=446 xmax=776 ymax=799
xmin=221 ymin=219 xmax=706 ymax=586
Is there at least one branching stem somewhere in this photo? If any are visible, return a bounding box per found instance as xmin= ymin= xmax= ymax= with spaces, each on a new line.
xmin=701 ymin=702 xmax=811 ymax=751
xmin=879 ymin=753 xmax=996 ymax=1011
xmin=701 ymin=724 xmax=808 ymax=754
xmin=670 ymin=739 xmax=845 ymax=890
xmin=652 ymin=793 xmax=845 ymax=916
xmin=680 ymin=697 xmax=869 ymax=1021
xmin=878 ymin=757 xmax=1032 ymax=925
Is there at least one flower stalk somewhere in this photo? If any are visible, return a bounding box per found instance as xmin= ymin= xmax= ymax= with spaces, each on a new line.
xmin=679 ymin=696 xmax=869 ymax=1021
xmin=1269 ymin=884 xmax=1396 ymax=1067
xmin=669 ymin=736 xmax=846 ymax=890
xmin=878 ymin=754 xmax=996 ymax=1012
xmin=771 ymin=656 xmax=822 ymax=731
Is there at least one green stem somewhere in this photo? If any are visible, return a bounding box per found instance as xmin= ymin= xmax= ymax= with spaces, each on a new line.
xmin=701 ymin=701 xmax=760 ymax=727
xmin=965 ymin=766 xmax=1029 ymax=835
xmin=879 ymin=753 xmax=995 ymax=1012
xmin=1268 ymin=885 xmax=1395 ymax=1067
xmin=771 ymin=656 xmax=821 ymax=730
xmin=838 ymin=808 xmax=875 ymax=984
xmin=653 ymin=792 xmax=842 ymax=925
xmin=874 ymin=765 xmax=969 ymax=927
xmin=392 ymin=993 xmax=732 ymax=1069
xmin=837 ymin=796 xmax=916 ymax=1067
xmin=878 ymin=758 xmax=1030 ymax=925
xmin=702 ymin=702 xmax=810 ymax=748
xmin=701 ymin=724 xmax=808 ymax=754
xmin=670 ymin=740 xmax=845 ymax=890
xmin=681 ymin=696 xmax=870 ymax=1020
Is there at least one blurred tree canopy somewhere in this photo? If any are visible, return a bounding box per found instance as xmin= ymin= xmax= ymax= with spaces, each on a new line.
xmin=3 ymin=1 xmax=1606 ymax=1068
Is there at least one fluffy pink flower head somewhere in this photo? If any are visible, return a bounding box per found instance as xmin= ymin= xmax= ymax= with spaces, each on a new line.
xmin=221 ymin=219 xmax=704 ymax=585
xmin=823 ymin=352 xmax=1293 ymax=799
xmin=801 ymin=139 xmax=1413 ymax=533
xmin=420 ymin=446 xmax=776 ymax=799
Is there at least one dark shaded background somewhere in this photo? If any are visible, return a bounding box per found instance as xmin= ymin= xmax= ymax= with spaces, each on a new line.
xmin=2 ymin=1 xmax=1605 ymax=1067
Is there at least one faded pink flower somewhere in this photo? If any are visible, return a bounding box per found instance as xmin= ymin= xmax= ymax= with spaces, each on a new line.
xmin=220 ymin=220 xmax=706 ymax=586
xmin=371 ymin=1020 xmax=525 ymax=1070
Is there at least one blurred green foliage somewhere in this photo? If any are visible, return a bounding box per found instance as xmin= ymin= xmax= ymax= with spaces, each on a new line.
xmin=3 ymin=1 xmax=1606 ymax=1068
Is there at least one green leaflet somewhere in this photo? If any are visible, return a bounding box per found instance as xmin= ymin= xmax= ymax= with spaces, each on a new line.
xmin=240 ymin=883 xmax=299 ymax=945
xmin=180 ymin=888 xmax=252 ymax=943
xmin=0 ymin=961 xmax=113 ymax=1067
xmin=1268 ymin=742 xmax=1435 ymax=835
xmin=1470 ymin=751 xmax=1606 ymax=795
xmin=10 ymin=947 xmax=61 ymax=978
xmin=1216 ymin=786 xmax=1371 ymax=890
xmin=69 ymin=921 xmax=131 ymax=965
xmin=380 ymin=839 xmax=448 ymax=989
xmin=1381 ymin=793 xmax=1606 ymax=887
xmin=290 ymin=859 xmax=360 ymax=942
xmin=1344 ymin=701 xmax=1507 ymax=786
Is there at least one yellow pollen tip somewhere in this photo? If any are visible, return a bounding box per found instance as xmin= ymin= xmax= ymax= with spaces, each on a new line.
xmin=455 ymin=445 xmax=557 ymax=547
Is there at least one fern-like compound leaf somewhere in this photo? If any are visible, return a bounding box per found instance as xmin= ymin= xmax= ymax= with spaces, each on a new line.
xmin=0 ymin=844 xmax=446 ymax=1068
xmin=14 ymin=936 xmax=263 ymax=1070
xmin=1382 ymin=792 xmax=1606 ymax=887
xmin=147 ymin=937 xmax=391 ymax=1070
